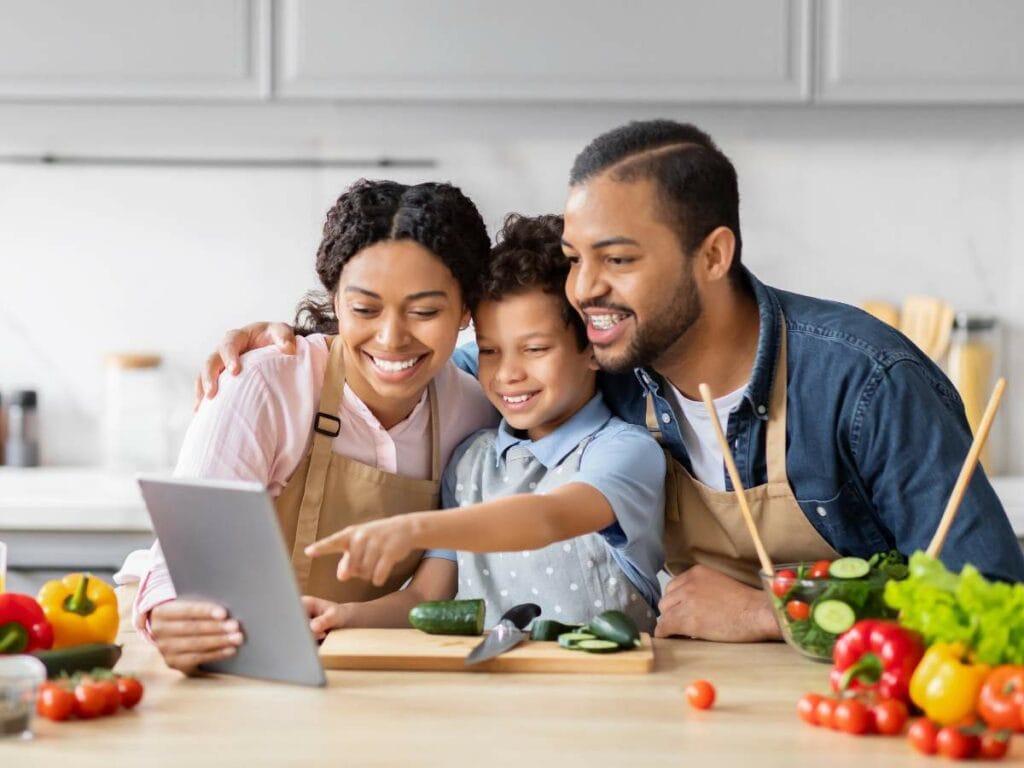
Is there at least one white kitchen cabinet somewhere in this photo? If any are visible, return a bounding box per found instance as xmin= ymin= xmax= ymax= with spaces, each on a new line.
xmin=0 ymin=0 xmax=270 ymax=100
xmin=818 ymin=0 xmax=1024 ymax=103
xmin=274 ymin=0 xmax=811 ymax=102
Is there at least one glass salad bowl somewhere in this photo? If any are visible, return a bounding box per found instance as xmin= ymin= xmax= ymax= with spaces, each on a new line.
xmin=760 ymin=552 xmax=909 ymax=662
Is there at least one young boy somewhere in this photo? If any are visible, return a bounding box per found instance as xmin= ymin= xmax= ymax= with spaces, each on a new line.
xmin=303 ymin=214 xmax=665 ymax=632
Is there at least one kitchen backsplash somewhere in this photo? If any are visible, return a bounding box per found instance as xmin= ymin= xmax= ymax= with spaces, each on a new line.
xmin=1 ymin=102 xmax=1022 ymax=473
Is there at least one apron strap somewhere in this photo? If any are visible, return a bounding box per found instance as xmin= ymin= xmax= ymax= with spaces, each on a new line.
xmin=290 ymin=335 xmax=346 ymax=590
xmin=427 ymin=380 xmax=440 ymax=483
xmin=764 ymin=316 xmax=789 ymax=486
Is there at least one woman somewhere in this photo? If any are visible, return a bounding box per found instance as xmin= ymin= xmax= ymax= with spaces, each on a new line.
xmin=129 ymin=179 xmax=498 ymax=674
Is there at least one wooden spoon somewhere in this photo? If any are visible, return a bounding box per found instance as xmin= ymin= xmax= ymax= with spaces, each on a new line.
xmin=926 ymin=377 xmax=1007 ymax=558
xmin=698 ymin=383 xmax=775 ymax=575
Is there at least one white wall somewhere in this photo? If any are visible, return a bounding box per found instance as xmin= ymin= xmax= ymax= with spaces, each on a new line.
xmin=1 ymin=102 xmax=1022 ymax=472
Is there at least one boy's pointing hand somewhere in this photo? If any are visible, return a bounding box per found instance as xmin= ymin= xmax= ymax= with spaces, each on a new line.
xmin=306 ymin=516 xmax=420 ymax=587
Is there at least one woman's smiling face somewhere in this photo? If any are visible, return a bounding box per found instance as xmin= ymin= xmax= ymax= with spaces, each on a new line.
xmin=334 ymin=239 xmax=468 ymax=426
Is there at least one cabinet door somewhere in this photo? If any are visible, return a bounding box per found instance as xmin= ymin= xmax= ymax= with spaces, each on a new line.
xmin=275 ymin=0 xmax=810 ymax=102
xmin=0 ymin=0 xmax=270 ymax=100
xmin=818 ymin=0 xmax=1024 ymax=103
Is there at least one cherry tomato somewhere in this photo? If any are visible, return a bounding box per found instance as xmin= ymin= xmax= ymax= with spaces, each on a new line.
xmin=908 ymin=718 xmax=939 ymax=755
xmin=872 ymin=699 xmax=908 ymax=736
xmin=686 ymin=680 xmax=716 ymax=710
xmin=95 ymin=679 xmax=121 ymax=716
xmin=36 ymin=682 xmax=75 ymax=722
xmin=771 ymin=569 xmax=797 ymax=598
xmin=815 ymin=697 xmax=838 ymax=730
xmin=73 ymin=682 xmax=106 ymax=720
xmin=797 ymin=692 xmax=823 ymax=726
xmin=834 ymin=699 xmax=872 ymax=735
xmin=116 ymin=676 xmax=144 ymax=709
xmin=786 ymin=600 xmax=810 ymax=621
xmin=936 ymin=726 xmax=980 ymax=760
xmin=979 ymin=731 xmax=1010 ymax=760
xmin=808 ymin=560 xmax=832 ymax=579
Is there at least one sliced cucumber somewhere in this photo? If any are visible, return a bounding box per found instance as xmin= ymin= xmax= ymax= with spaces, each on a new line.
xmin=828 ymin=557 xmax=870 ymax=579
xmin=576 ymin=639 xmax=623 ymax=654
xmin=408 ymin=599 xmax=485 ymax=636
xmin=812 ymin=599 xmax=856 ymax=634
xmin=587 ymin=610 xmax=641 ymax=648
xmin=558 ymin=632 xmax=597 ymax=649
xmin=530 ymin=620 xmax=583 ymax=642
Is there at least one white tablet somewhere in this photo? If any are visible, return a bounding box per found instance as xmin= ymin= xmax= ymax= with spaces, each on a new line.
xmin=137 ymin=476 xmax=326 ymax=687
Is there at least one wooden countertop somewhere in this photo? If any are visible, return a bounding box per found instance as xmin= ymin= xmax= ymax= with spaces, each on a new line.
xmin=5 ymin=626 xmax=1014 ymax=767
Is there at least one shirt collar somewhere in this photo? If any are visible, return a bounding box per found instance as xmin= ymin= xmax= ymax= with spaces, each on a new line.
xmin=631 ymin=267 xmax=782 ymax=422
xmin=494 ymin=393 xmax=612 ymax=469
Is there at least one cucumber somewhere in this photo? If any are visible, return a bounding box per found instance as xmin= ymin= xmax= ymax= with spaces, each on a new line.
xmin=812 ymin=599 xmax=856 ymax=635
xmin=587 ymin=610 xmax=641 ymax=648
xmin=408 ymin=599 xmax=485 ymax=636
xmin=828 ymin=557 xmax=870 ymax=579
xmin=32 ymin=643 xmax=122 ymax=678
xmin=576 ymin=639 xmax=623 ymax=654
xmin=530 ymin=620 xmax=583 ymax=642
xmin=558 ymin=632 xmax=597 ymax=649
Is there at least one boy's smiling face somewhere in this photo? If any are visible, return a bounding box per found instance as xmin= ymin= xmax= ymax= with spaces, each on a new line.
xmin=475 ymin=289 xmax=598 ymax=441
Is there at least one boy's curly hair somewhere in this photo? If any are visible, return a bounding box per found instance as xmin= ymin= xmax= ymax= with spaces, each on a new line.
xmin=480 ymin=213 xmax=587 ymax=350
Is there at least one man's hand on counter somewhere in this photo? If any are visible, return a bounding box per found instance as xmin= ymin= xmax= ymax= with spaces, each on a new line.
xmin=149 ymin=600 xmax=245 ymax=675
xmin=655 ymin=565 xmax=781 ymax=643
xmin=193 ymin=321 xmax=297 ymax=409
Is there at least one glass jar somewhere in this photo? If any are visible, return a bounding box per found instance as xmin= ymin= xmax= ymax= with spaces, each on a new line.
xmin=102 ymin=353 xmax=170 ymax=471
xmin=947 ymin=315 xmax=1000 ymax=473
xmin=0 ymin=655 xmax=46 ymax=740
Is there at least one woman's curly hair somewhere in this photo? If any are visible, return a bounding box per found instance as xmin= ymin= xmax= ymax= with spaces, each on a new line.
xmin=481 ymin=213 xmax=587 ymax=350
xmin=295 ymin=179 xmax=491 ymax=334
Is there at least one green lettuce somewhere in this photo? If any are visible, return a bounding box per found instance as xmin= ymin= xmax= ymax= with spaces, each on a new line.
xmin=884 ymin=552 xmax=1024 ymax=665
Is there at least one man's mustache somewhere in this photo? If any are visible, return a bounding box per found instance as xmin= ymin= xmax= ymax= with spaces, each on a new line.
xmin=578 ymin=300 xmax=634 ymax=316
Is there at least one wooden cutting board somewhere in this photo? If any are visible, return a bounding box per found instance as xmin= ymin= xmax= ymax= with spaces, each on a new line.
xmin=319 ymin=628 xmax=654 ymax=673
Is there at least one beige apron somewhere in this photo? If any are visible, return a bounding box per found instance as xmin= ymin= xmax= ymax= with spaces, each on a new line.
xmin=651 ymin=320 xmax=840 ymax=588
xmin=275 ymin=336 xmax=441 ymax=602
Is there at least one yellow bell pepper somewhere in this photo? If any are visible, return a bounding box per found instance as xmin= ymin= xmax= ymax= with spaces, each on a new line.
xmin=910 ymin=642 xmax=989 ymax=725
xmin=37 ymin=573 xmax=119 ymax=649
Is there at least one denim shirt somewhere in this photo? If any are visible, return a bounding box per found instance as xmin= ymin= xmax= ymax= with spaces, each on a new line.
xmin=454 ymin=270 xmax=1024 ymax=583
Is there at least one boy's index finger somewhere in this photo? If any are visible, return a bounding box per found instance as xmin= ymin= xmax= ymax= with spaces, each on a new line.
xmin=305 ymin=529 xmax=350 ymax=557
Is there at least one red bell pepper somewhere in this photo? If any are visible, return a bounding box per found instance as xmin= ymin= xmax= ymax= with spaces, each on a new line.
xmin=830 ymin=619 xmax=924 ymax=704
xmin=0 ymin=593 xmax=55 ymax=654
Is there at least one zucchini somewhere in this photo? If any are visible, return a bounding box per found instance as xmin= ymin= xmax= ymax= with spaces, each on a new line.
xmin=530 ymin=620 xmax=582 ymax=642
xmin=557 ymin=632 xmax=597 ymax=649
xmin=812 ymin=599 xmax=856 ymax=635
xmin=32 ymin=643 xmax=122 ymax=678
xmin=828 ymin=557 xmax=870 ymax=579
xmin=408 ymin=599 xmax=485 ymax=636
xmin=576 ymin=639 xmax=623 ymax=654
xmin=587 ymin=610 xmax=641 ymax=648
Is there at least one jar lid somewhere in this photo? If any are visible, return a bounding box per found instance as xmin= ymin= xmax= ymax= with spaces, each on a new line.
xmin=953 ymin=314 xmax=997 ymax=332
xmin=106 ymin=353 xmax=163 ymax=369
xmin=8 ymin=390 xmax=37 ymax=407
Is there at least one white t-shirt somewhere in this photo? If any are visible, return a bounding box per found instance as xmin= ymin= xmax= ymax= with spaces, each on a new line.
xmin=668 ymin=382 xmax=748 ymax=491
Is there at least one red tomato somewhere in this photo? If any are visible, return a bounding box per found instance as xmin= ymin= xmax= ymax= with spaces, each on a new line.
xmin=872 ymin=700 xmax=908 ymax=736
xmin=797 ymin=692 xmax=823 ymax=726
xmin=116 ymin=676 xmax=144 ymax=709
xmin=979 ymin=731 xmax=1010 ymax=760
xmin=96 ymin=679 xmax=121 ymax=716
xmin=36 ymin=682 xmax=75 ymax=722
xmin=908 ymin=718 xmax=939 ymax=755
xmin=771 ymin=569 xmax=797 ymax=598
xmin=936 ymin=726 xmax=980 ymax=760
xmin=73 ymin=682 xmax=106 ymax=720
xmin=815 ymin=697 xmax=838 ymax=730
xmin=809 ymin=560 xmax=832 ymax=579
xmin=834 ymin=699 xmax=872 ymax=735
xmin=686 ymin=680 xmax=716 ymax=710
xmin=786 ymin=600 xmax=811 ymax=621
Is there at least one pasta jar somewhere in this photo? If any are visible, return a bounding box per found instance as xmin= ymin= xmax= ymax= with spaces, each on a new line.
xmin=947 ymin=315 xmax=1000 ymax=473
xmin=102 ymin=353 xmax=170 ymax=471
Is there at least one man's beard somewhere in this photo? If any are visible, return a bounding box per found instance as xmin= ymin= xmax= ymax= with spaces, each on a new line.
xmin=595 ymin=273 xmax=702 ymax=374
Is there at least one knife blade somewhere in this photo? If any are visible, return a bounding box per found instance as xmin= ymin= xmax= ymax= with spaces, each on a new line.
xmin=465 ymin=603 xmax=541 ymax=666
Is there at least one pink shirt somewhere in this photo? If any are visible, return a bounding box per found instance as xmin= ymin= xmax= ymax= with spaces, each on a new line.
xmin=124 ymin=334 xmax=497 ymax=637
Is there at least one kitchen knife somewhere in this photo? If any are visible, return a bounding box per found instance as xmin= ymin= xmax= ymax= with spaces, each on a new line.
xmin=465 ymin=603 xmax=541 ymax=666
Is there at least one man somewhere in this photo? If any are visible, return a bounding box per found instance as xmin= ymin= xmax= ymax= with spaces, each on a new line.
xmin=200 ymin=119 xmax=1024 ymax=642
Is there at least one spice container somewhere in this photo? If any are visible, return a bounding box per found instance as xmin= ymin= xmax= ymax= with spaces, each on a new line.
xmin=947 ymin=315 xmax=1000 ymax=473
xmin=0 ymin=655 xmax=46 ymax=739
xmin=102 ymin=354 xmax=170 ymax=471
xmin=3 ymin=390 xmax=39 ymax=467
